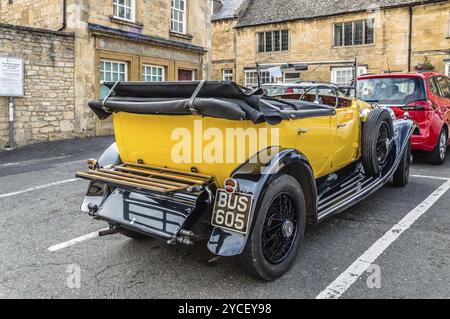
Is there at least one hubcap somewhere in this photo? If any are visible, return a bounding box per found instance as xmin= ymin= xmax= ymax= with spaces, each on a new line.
xmin=262 ymin=193 xmax=298 ymax=265
xmin=439 ymin=133 xmax=447 ymax=160
xmin=282 ymin=220 xmax=294 ymax=238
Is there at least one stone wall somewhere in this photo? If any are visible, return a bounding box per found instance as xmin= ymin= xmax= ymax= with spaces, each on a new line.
xmin=211 ymin=18 xmax=237 ymax=81
xmin=0 ymin=24 xmax=75 ymax=148
xmin=0 ymin=0 xmax=63 ymax=30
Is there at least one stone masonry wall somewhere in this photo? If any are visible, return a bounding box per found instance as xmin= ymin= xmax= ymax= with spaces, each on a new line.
xmin=0 ymin=0 xmax=62 ymax=30
xmin=0 ymin=23 xmax=75 ymax=148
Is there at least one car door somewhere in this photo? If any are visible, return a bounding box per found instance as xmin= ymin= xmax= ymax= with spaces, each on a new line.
xmin=295 ymin=115 xmax=333 ymax=178
xmin=331 ymin=100 xmax=360 ymax=171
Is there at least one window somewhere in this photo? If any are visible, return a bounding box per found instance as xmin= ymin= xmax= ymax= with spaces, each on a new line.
xmin=171 ymin=0 xmax=186 ymax=34
xmin=245 ymin=71 xmax=258 ymax=87
xmin=429 ymin=77 xmax=441 ymax=95
xmin=354 ymin=20 xmax=364 ymax=45
xmin=365 ymin=19 xmax=374 ymax=44
xmin=334 ymin=24 xmax=343 ymax=46
xmin=113 ymin=0 xmax=135 ymax=21
xmin=100 ymin=60 xmax=128 ymax=98
xmin=283 ymin=72 xmax=301 ymax=83
xmin=257 ymin=30 xmax=289 ymax=53
xmin=244 ymin=71 xmax=276 ymax=87
xmin=142 ymin=65 xmax=165 ymax=82
xmin=222 ymin=69 xmax=233 ymax=81
xmin=334 ymin=19 xmax=374 ymax=47
xmin=436 ymin=76 xmax=450 ymax=98
xmin=344 ymin=22 xmax=353 ymax=46
xmin=358 ymin=77 xmax=426 ymax=105
xmin=331 ymin=67 xmax=354 ymax=87
xmin=260 ymin=71 xmax=276 ymax=84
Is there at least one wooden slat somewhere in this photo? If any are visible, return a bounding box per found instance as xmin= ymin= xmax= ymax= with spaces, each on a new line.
xmin=99 ymin=169 xmax=189 ymax=188
xmin=90 ymin=170 xmax=181 ymax=191
xmin=116 ymin=166 xmax=205 ymax=185
xmin=76 ymin=172 xmax=168 ymax=193
xmin=124 ymin=162 xmax=212 ymax=180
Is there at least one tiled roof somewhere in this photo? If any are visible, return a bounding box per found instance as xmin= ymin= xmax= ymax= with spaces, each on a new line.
xmin=236 ymin=0 xmax=446 ymax=27
xmin=212 ymin=0 xmax=247 ymax=21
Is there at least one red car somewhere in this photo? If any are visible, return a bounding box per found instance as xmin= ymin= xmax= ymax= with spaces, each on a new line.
xmin=358 ymin=72 xmax=450 ymax=164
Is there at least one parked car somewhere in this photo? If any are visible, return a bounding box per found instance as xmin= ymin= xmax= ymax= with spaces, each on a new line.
xmin=358 ymin=72 xmax=450 ymax=164
xmin=77 ymin=81 xmax=413 ymax=281
xmin=261 ymin=82 xmax=349 ymax=97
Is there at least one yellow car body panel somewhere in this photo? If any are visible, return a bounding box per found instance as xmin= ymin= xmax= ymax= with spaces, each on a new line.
xmin=113 ymin=98 xmax=370 ymax=186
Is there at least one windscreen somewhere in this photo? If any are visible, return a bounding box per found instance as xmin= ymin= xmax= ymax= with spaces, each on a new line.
xmin=358 ymin=77 xmax=426 ymax=105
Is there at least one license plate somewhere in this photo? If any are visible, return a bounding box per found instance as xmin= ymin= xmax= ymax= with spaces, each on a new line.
xmin=211 ymin=189 xmax=253 ymax=235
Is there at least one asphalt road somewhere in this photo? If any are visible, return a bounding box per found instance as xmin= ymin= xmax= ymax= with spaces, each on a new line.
xmin=0 ymin=136 xmax=449 ymax=299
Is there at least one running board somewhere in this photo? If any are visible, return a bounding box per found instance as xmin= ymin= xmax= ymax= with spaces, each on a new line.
xmin=317 ymin=171 xmax=387 ymax=222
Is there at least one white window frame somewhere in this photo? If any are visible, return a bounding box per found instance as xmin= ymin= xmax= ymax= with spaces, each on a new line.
xmin=113 ymin=0 xmax=135 ymax=22
xmin=331 ymin=67 xmax=354 ymax=87
xmin=171 ymin=0 xmax=186 ymax=34
xmin=244 ymin=71 xmax=259 ymax=87
xmin=222 ymin=69 xmax=233 ymax=81
xmin=100 ymin=60 xmax=128 ymax=83
xmin=331 ymin=66 xmax=367 ymax=87
xmin=142 ymin=64 xmax=165 ymax=82
xmin=244 ymin=70 xmax=276 ymax=87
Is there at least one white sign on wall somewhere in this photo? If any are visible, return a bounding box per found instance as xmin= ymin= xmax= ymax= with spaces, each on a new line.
xmin=0 ymin=57 xmax=24 ymax=97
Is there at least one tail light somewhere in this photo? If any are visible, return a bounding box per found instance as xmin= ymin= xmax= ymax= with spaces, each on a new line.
xmin=401 ymin=100 xmax=433 ymax=111
xmin=87 ymin=159 xmax=98 ymax=170
xmin=224 ymin=178 xmax=239 ymax=193
xmin=287 ymin=87 xmax=294 ymax=94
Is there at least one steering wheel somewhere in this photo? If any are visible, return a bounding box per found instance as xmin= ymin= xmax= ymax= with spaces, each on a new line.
xmin=299 ymin=85 xmax=340 ymax=108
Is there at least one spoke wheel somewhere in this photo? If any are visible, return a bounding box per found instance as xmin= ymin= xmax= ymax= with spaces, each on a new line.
xmin=240 ymin=175 xmax=306 ymax=281
xmin=376 ymin=122 xmax=390 ymax=166
xmin=262 ymin=193 xmax=298 ymax=265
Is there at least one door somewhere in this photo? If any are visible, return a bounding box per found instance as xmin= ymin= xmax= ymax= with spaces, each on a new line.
xmin=178 ymin=69 xmax=194 ymax=81
xmin=295 ymin=116 xmax=333 ymax=178
xmin=331 ymin=102 xmax=360 ymax=170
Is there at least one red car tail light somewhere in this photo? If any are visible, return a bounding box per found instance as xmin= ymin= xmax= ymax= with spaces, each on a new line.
xmin=224 ymin=178 xmax=239 ymax=193
xmin=402 ymin=100 xmax=433 ymax=111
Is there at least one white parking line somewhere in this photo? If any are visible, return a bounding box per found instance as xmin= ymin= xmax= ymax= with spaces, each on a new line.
xmin=411 ymin=174 xmax=450 ymax=181
xmin=0 ymin=178 xmax=79 ymax=199
xmin=48 ymin=229 xmax=108 ymax=252
xmin=316 ymin=179 xmax=450 ymax=299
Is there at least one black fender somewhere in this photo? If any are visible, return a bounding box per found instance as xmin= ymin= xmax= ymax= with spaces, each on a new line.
xmin=80 ymin=143 xmax=121 ymax=213
xmin=207 ymin=147 xmax=317 ymax=257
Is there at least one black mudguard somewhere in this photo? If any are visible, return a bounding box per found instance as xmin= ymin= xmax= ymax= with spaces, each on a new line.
xmin=207 ymin=147 xmax=316 ymax=257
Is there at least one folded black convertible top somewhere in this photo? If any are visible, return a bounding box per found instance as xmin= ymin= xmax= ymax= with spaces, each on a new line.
xmin=88 ymin=81 xmax=334 ymax=125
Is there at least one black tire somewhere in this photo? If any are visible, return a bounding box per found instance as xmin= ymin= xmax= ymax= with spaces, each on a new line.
xmin=240 ymin=175 xmax=306 ymax=281
xmin=393 ymin=140 xmax=411 ymax=187
xmin=120 ymin=228 xmax=151 ymax=240
xmin=427 ymin=128 xmax=447 ymax=165
xmin=362 ymin=108 xmax=394 ymax=176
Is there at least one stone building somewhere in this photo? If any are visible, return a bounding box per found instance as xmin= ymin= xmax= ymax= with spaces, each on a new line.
xmin=211 ymin=0 xmax=450 ymax=87
xmin=0 ymin=23 xmax=75 ymax=148
xmin=0 ymin=0 xmax=211 ymax=148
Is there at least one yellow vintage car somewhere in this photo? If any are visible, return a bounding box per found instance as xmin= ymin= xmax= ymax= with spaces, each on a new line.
xmin=77 ymin=81 xmax=413 ymax=280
